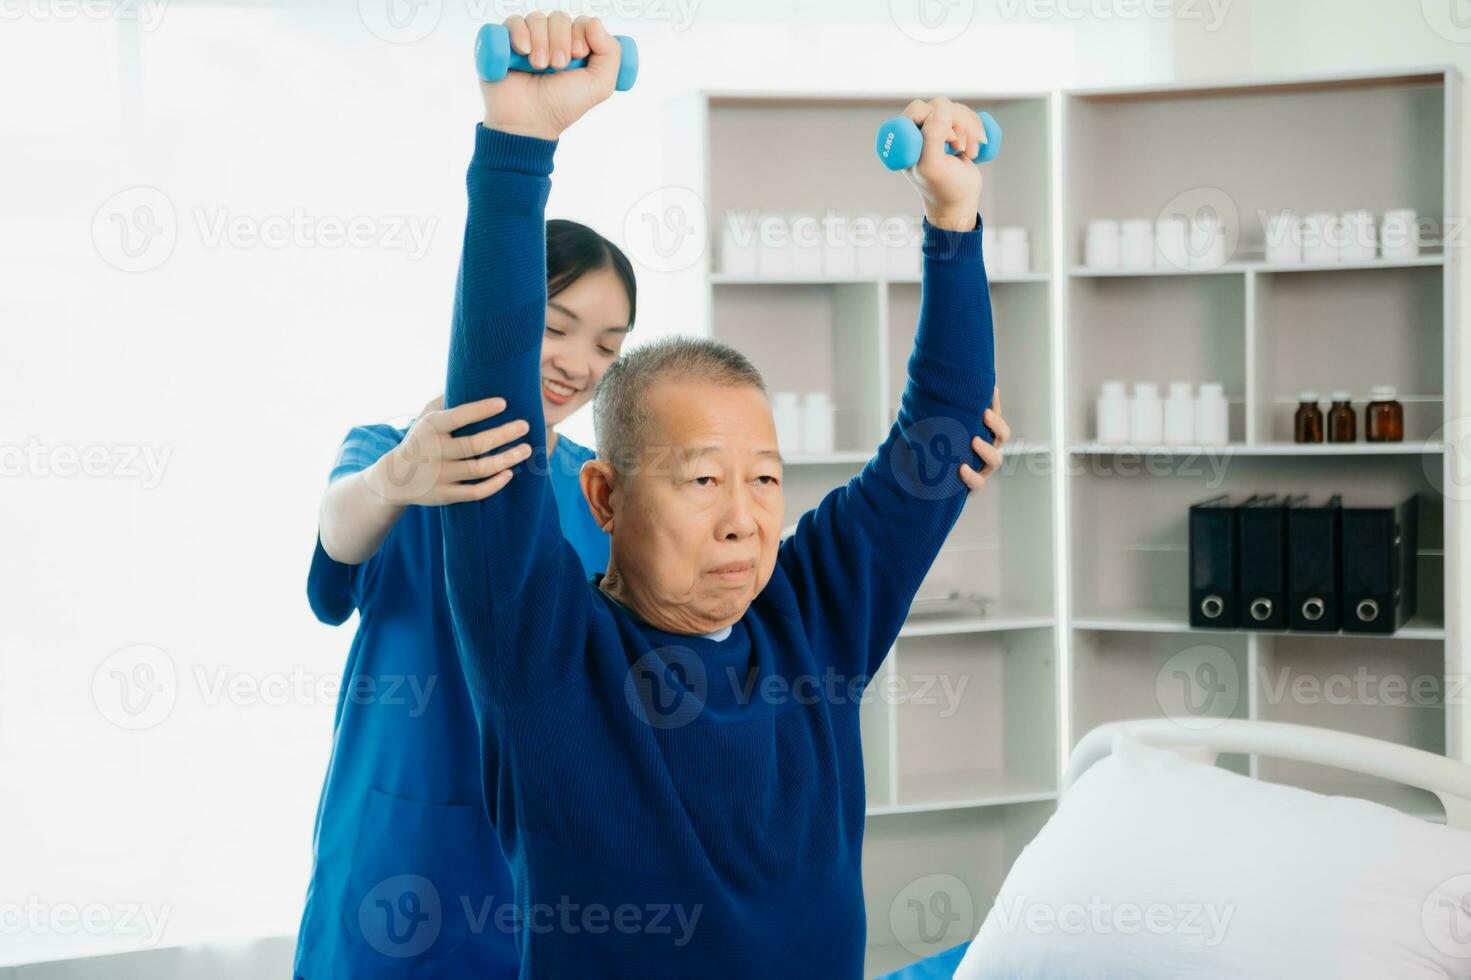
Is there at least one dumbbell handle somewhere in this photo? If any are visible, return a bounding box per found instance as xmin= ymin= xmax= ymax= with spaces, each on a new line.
xmin=875 ymin=111 xmax=1002 ymax=171
xmin=474 ymin=23 xmax=639 ymax=92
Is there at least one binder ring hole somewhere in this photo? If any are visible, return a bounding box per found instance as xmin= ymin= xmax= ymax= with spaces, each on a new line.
xmin=1356 ymin=599 xmax=1379 ymax=623
xmin=1201 ymin=595 xmax=1224 ymax=619
xmin=1302 ymin=598 xmax=1325 ymax=622
xmin=1250 ymin=598 xmax=1272 ymax=622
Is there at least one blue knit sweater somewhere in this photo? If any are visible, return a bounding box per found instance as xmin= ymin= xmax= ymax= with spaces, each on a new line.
xmin=442 ymin=124 xmax=995 ymax=978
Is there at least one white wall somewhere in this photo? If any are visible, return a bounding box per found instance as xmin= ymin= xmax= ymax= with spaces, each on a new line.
xmin=0 ymin=0 xmax=1178 ymax=963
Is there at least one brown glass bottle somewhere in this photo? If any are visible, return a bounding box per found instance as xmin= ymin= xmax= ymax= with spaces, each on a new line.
xmin=1327 ymin=391 xmax=1356 ymax=443
xmin=1293 ymin=392 xmax=1324 ymax=443
xmin=1365 ymin=386 xmax=1404 ymax=442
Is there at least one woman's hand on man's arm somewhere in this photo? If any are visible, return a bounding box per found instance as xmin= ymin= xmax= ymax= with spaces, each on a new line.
xmin=317 ymin=395 xmax=531 ymax=565
xmin=959 ymin=387 xmax=1009 ymax=493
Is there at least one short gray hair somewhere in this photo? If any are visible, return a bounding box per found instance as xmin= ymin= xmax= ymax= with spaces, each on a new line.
xmin=594 ymin=336 xmax=766 ymax=475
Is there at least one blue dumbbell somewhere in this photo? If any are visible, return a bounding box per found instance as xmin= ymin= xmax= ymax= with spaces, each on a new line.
xmin=875 ymin=111 xmax=1002 ymax=170
xmin=474 ymin=23 xmax=639 ymax=92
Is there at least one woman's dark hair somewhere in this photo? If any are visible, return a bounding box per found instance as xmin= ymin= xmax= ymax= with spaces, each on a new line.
xmin=546 ymin=219 xmax=637 ymax=328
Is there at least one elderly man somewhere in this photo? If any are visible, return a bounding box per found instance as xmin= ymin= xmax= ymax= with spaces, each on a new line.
xmin=439 ymin=13 xmax=1004 ymax=978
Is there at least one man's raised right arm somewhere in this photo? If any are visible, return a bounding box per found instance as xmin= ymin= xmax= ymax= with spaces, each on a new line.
xmin=439 ymin=13 xmax=623 ymax=710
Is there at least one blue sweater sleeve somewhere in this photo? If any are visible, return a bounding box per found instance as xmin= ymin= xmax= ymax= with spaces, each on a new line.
xmin=776 ymin=215 xmax=994 ymax=679
xmin=440 ymin=124 xmax=593 ymax=712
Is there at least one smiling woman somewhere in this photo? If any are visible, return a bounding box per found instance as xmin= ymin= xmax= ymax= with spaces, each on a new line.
xmin=539 ymin=219 xmax=637 ymax=433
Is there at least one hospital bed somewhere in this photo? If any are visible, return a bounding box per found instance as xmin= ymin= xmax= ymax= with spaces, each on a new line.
xmin=883 ymin=718 xmax=1471 ymax=979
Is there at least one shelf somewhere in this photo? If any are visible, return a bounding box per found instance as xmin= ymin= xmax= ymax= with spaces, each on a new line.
xmin=1254 ymin=254 xmax=1446 ymax=274
xmin=712 ymin=271 xmax=1049 ymax=285
xmin=899 ymin=611 xmax=1053 ymax=638
xmin=1071 ymin=608 xmax=1446 ymax=640
xmin=996 ymin=441 xmax=1053 ymax=456
xmin=1070 ymin=263 xmax=1246 ymax=278
xmin=1068 ymin=441 xmax=1446 ymax=456
xmin=713 ymin=274 xmax=887 ymax=286
xmin=1069 ymin=255 xmax=1444 ymax=279
xmin=872 ymin=772 xmax=1058 ymax=816
xmin=1247 ymin=441 xmax=1447 ymax=455
xmin=962 ymin=271 xmax=1050 ymax=284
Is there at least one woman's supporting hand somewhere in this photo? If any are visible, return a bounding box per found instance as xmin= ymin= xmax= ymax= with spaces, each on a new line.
xmin=481 ymin=13 xmax=621 ymax=141
xmin=899 ymin=96 xmax=986 ymax=232
xmin=959 ymin=387 xmax=1009 ymax=493
xmin=318 ymin=396 xmax=531 ymax=566
xmin=365 ymin=395 xmax=532 ymax=508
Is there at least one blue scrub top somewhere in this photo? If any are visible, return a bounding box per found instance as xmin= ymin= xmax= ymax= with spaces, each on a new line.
xmin=293 ymin=423 xmax=608 ymax=979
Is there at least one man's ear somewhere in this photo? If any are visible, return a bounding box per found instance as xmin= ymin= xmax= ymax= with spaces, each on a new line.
xmin=579 ymin=458 xmax=617 ymax=533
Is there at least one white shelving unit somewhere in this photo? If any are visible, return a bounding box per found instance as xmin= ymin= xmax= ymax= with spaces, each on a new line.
xmin=1060 ymin=70 xmax=1463 ymax=827
xmin=685 ymin=70 xmax=1464 ymax=977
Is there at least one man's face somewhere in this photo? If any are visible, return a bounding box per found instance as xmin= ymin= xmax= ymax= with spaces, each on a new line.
xmin=607 ymin=380 xmax=784 ymax=635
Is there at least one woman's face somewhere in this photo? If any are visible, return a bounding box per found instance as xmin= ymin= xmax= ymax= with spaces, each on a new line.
xmin=540 ymin=264 xmax=632 ymax=427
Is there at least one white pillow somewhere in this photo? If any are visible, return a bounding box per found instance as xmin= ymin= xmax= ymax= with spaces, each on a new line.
xmin=956 ymin=734 xmax=1471 ymax=980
